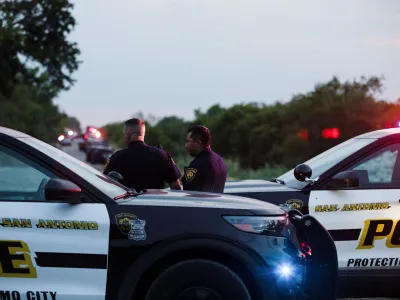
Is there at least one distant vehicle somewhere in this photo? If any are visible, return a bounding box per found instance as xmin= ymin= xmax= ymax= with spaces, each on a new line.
xmin=224 ymin=127 xmax=400 ymax=298
xmin=77 ymin=133 xmax=88 ymax=151
xmin=0 ymin=125 xmax=339 ymax=300
xmin=86 ymin=144 xmax=114 ymax=164
xmin=62 ymin=127 xmax=80 ymax=139
xmin=79 ymin=127 xmax=105 ymax=153
xmin=57 ymin=134 xmax=71 ymax=146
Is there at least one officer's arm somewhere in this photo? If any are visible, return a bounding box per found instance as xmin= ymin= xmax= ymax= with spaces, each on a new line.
xmin=163 ymin=153 xmax=182 ymax=190
xmin=103 ymin=154 xmax=115 ymax=175
xmin=182 ymin=163 xmax=207 ymax=191
xmin=169 ymin=179 xmax=181 ymax=190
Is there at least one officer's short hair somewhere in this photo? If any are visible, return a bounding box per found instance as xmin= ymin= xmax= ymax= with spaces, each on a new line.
xmin=124 ymin=118 xmax=145 ymax=136
xmin=188 ymin=125 xmax=211 ymax=146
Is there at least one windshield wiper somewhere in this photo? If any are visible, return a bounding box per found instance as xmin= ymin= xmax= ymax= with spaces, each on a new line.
xmin=114 ymin=189 xmax=139 ymax=200
xmin=268 ymin=178 xmax=285 ymax=185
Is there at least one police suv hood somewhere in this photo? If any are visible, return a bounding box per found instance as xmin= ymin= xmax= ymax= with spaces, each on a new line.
xmin=223 ymin=179 xmax=298 ymax=193
xmin=117 ymin=189 xmax=284 ymax=215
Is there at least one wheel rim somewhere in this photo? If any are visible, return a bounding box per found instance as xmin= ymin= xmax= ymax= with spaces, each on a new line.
xmin=175 ymin=286 xmax=223 ymax=300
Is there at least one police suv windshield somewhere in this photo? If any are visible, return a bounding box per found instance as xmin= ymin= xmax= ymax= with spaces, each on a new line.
xmin=277 ymin=137 xmax=377 ymax=189
xmin=21 ymin=137 xmax=129 ymax=198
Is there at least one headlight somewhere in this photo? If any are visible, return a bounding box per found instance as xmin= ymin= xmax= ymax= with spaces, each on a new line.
xmin=276 ymin=263 xmax=293 ymax=277
xmin=275 ymin=262 xmax=305 ymax=285
xmin=223 ymin=215 xmax=288 ymax=235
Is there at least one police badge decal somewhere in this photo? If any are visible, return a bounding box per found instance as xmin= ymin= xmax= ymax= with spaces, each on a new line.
xmin=115 ymin=213 xmax=147 ymax=240
xmin=128 ymin=218 xmax=147 ymax=241
xmin=185 ymin=168 xmax=197 ymax=182
xmin=279 ymin=199 xmax=303 ymax=211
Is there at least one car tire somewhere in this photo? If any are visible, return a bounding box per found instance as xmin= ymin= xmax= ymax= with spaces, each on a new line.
xmin=144 ymin=259 xmax=252 ymax=300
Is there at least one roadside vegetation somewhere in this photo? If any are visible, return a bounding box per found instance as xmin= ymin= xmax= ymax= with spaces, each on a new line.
xmin=0 ymin=0 xmax=82 ymax=143
xmin=102 ymin=76 xmax=400 ymax=179
xmin=171 ymin=155 xmax=288 ymax=180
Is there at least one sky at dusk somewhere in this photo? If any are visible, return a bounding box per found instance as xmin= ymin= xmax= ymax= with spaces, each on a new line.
xmin=54 ymin=0 xmax=400 ymax=129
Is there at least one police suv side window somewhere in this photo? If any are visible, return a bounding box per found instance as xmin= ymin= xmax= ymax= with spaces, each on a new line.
xmin=0 ymin=145 xmax=56 ymax=201
xmin=347 ymin=143 xmax=400 ymax=187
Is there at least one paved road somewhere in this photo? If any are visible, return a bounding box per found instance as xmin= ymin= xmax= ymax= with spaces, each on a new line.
xmin=58 ymin=142 xmax=397 ymax=300
xmin=60 ymin=140 xmax=105 ymax=171
xmin=59 ymin=140 xmax=87 ymax=162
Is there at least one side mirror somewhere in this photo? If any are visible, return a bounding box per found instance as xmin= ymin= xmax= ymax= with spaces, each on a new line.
xmin=327 ymin=170 xmax=359 ymax=190
xmin=294 ymin=164 xmax=312 ymax=182
xmin=108 ymin=171 xmax=124 ymax=183
xmin=45 ymin=178 xmax=82 ymax=204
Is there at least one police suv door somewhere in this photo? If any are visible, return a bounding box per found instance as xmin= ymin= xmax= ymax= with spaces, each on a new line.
xmin=309 ymin=141 xmax=400 ymax=274
xmin=0 ymin=144 xmax=110 ymax=299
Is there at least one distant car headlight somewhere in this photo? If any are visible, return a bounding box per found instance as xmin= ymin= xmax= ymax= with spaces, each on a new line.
xmin=222 ymin=215 xmax=288 ymax=235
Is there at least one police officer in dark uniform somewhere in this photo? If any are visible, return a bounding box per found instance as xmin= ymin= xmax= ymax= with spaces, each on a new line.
xmin=182 ymin=125 xmax=227 ymax=193
xmin=103 ymin=118 xmax=182 ymax=191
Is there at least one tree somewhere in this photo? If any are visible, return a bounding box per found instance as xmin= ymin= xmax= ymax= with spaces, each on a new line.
xmin=0 ymin=83 xmax=67 ymax=143
xmin=0 ymin=0 xmax=81 ymax=97
xmin=102 ymin=75 xmax=398 ymax=172
xmin=0 ymin=0 xmax=81 ymax=144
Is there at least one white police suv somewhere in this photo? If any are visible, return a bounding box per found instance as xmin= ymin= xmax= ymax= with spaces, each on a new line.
xmin=224 ymin=128 xmax=400 ymax=298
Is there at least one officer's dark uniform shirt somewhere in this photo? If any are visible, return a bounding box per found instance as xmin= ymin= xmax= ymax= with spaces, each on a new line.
xmin=182 ymin=147 xmax=227 ymax=193
xmin=103 ymin=141 xmax=181 ymax=190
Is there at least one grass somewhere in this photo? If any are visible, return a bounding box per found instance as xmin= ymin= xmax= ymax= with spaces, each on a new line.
xmin=173 ymin=155 xmax=289 ymax=180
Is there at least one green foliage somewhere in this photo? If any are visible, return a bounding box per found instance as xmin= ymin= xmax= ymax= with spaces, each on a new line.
xmin=0 ymin=83 xmax=66 ymax=143
xmin=102 ymin=76 xmax=400 ymax=180
xmin=0 ymin=0 xmax=81 ymax=143
xmin=0 ymin=0 xmax=81 ymax=97
xmin=170 ymin=155 xmax=288 ymax=180
xmin=103 ymin=115 xmax=192 ymax=159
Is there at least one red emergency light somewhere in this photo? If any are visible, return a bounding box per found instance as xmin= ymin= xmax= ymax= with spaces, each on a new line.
xmin=322 ymin=128 xmax=340 ymax=139
xmin=86 ymin=126 xmax=98 ymax=133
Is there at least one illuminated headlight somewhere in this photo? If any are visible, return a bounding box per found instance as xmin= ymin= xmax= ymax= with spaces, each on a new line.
xmin=223 ymin=215 xmax=288 ymax=235
xmin=58 ymin=135 xmax=65 ymax=141
xmin=277 ymin=263 xmax=293 ymax=278
xmin=275 ymin=262 xmax=305 ymax=285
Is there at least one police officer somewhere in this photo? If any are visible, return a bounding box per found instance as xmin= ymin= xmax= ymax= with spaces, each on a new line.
xmin=103 ymin=118 xmax=182 ymax=191
xmin=182 ymin=125 xmax=227 ymax=193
